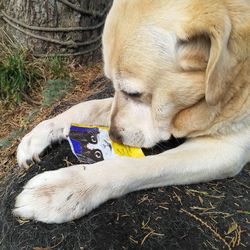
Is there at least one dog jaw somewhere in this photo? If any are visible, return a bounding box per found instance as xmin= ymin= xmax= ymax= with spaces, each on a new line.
xmin=110 ymin=90 xmax=171 ymax=148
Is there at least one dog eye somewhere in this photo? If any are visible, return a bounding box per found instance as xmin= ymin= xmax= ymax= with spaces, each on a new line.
xmin=122 ymin=90 xmax=142 ymax=98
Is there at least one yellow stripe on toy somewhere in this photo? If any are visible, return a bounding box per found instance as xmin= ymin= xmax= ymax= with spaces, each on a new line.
xmin=112 ymin=141 xmax=144 ymax=157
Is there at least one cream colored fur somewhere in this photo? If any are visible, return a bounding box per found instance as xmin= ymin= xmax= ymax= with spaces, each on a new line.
xmin=14 ymin=0 xmax=250 ymax=223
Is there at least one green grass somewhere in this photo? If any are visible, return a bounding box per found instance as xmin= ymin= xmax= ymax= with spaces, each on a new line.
xmin=46 ymin=56 xmax=69 ymax=80
xmin=0 ymin=30 xmax=70 ymax=106
xmin=42 ymin=57 xmax=71 ymax=106
xmin=42 ymin=79 xmax=73 ymax=107
xmin=0 ymin=30 xmax=73 ymax=149
xmin=0 ymin=48 xmax=42 ymax=104
xmin=0 ymin=128 xmax=24 ymax=148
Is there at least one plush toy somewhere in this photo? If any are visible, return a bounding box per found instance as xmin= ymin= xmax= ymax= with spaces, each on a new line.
xmin=68 ymin=123 xmax=144 ymax=164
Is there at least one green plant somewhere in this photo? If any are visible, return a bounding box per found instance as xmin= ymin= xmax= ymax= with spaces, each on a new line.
xmin=0 ymin=30 xmax=45 ymax=105
xmin=46 ymin=56 xmax=69 ymax=79
xmin=0 ymin=30 xmax=70 ymax=105
xmin=42 ymin=79 xmax=73 ymax=107
xmin=0 ymin=48 xmax=42 ymax=104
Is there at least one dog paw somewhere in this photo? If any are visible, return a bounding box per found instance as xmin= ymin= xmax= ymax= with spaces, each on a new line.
xmin=13 ymin=165 xmax=113 ymax=223
xmin=17 ymin=119 xmax=68 ymax=168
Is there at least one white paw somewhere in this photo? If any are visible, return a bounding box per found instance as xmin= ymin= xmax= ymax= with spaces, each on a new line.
xmin=13 ymin=165 xmax=113 ymax=223
xmin=17 ymin=119 xmax=68 ymax=168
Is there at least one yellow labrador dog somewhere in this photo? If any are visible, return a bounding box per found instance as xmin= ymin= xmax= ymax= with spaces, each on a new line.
xmin=14 ymin=0 xmax=250 ymax=223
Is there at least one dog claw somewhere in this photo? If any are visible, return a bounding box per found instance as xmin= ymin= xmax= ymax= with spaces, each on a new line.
xmin=33 ymin=155 xmax=41 ymax=163
xmin=21 ymin=161 xmax=30 ymax=169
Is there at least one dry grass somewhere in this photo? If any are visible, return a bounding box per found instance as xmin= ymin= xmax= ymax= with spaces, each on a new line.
xmin=0 ymin=30 xmax=104 ymax=179
xmin=0 ymin=29 xmax=71 ymax=106
xmin=0 ymin=62 xmax=103 ymax=179
xmin=0 ymin=28 xmax=105 ymax=179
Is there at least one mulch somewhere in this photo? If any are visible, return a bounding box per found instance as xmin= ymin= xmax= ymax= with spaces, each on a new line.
xmin=0 ymin=79 xmax=249 ymax=250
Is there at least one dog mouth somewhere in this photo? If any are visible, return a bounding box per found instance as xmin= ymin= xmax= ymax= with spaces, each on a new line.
xmin=109 ymin=123 xmax=177 ymax=149
xmin=121 ymin=133 xmax=146 ymax=148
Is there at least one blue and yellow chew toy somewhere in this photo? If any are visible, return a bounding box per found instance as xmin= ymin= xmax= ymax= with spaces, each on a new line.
xmin=68 ymin=123 xmax=144 ymax=164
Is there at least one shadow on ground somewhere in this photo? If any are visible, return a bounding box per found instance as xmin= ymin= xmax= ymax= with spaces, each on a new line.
xmin=0 ymin=80 xmax=249 ymax=250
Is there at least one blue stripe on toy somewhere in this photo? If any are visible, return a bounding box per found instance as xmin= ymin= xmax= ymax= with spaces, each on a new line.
xmin=70 ymin=126 xmax=99 ymax=133
xmin=69 ymin=138 xmax=82 ymax=154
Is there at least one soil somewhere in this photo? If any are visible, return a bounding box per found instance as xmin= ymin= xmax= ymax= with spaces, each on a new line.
xmin=0 ymin=79 xmax=249 ymax=250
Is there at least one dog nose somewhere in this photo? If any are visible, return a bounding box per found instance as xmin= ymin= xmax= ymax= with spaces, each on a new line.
xmin=109 ymin=127 xmax=123 ymax=143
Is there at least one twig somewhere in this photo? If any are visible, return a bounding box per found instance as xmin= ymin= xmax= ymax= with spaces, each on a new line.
xmin=33 ymin=234 xmax=64 ymax=249
xmin=21 ymin=92 xmax=42 ymax=106
xmin=234 ymin=180 xmax=250 ymax=189
xmin=141 ymin=231 xmax=154 ymax=246
xmin=180 ymin=208 xmax=232 ymax=250
xmin=1 ymin=11 xmax=105 ymax=32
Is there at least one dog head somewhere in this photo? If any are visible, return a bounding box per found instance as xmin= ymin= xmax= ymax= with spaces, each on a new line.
xmin=102 ymin=0 xmax=246 ymax=147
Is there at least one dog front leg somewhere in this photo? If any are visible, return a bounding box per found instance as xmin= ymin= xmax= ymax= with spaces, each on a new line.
xmin=113 ymin=135 xmax=248 ymax=192
xmin=14 ymin=134 xmax=249 ymax=223
xmin=17 ymin=98 xmax=113 ymax=167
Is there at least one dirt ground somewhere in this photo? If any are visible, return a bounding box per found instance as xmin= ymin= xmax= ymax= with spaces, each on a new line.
xmin=0 ymin=79 xmax=249 ymax=250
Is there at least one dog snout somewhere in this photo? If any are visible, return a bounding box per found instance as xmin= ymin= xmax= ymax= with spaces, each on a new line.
xmin=109 ymin=127 xmax=124 ymax=143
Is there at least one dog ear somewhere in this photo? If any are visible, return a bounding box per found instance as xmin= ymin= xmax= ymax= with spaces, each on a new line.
xmin=204 ymin=21 xmax=232 ymax=106
xmin=177 ymin=14 xmax=232 ymax=106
